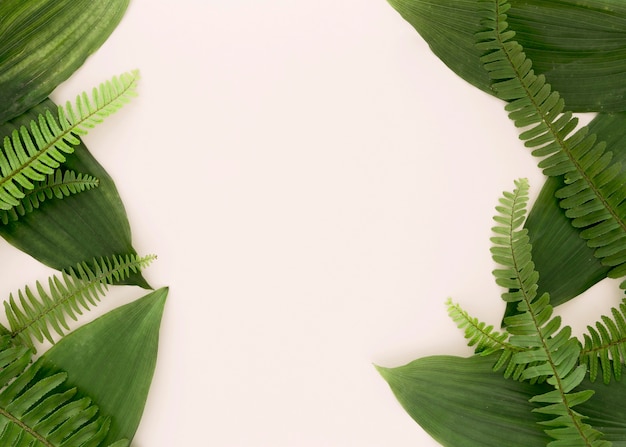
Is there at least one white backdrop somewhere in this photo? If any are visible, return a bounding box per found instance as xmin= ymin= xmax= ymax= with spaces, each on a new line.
xmin=2 ymin=0 xmax=620 ymax=446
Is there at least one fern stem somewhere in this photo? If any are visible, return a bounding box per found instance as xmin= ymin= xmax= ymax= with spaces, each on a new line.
xmin=7 ymin=253 xmax=155 ymax=348
xmin=501 ymin=181 xmax=592 ymax=445
xmin=0 ymin=71 xmax=139 ymax=211
xmin=0 ymin=407 xmax=55 ymax=447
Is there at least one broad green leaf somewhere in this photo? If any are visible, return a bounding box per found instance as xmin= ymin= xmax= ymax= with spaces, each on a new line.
xmin=387 ymin=0 xmax=626 ymax=112
xmin=0 ymin=0 xmax=130 ymax=124
xmin=39 ymin=287 xmax=168 ymax=444
xmin=377 ymin=354 xmax=626 ymax=446
xmin=505 ymin=111 xmax=626 ymax=319
xmin=0 ymin=99 xmax=149 ymax=288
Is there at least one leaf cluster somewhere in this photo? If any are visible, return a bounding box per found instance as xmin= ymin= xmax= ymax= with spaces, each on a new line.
xmin=378 ymin=0 xmax=626 ymax=446
xmin=0 ymin=1 xmax=167 ymax=446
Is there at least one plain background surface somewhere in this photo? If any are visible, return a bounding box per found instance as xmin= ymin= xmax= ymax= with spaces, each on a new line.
xmin=1 ymin=1 xmax=623 ymax=446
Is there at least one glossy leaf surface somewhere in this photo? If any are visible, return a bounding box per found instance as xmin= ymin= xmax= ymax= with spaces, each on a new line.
xmin=387 ymin=0 xmax=626 ymax=112
xmin=40 ymin=287 xmax=168 ymax=444
xmin=0 ymin=0 xmax=130 ymax=124
xmin=0 ymin=99 xmax=148 ymax=288
xmin=377 ymin=354 xmax=626 ymax=446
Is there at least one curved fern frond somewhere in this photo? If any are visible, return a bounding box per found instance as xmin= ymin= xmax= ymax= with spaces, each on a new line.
xmin=0 ymin=70 xmax=139 ymax=212
xmin=446 ymin=298 xmax=524 ymax=376
xmin=475 ymin=0 xmax=626 ymax=290
xmin=580 ymin=300 xmax=626 ymax=384
xmin=0 ymin=170 xmax=99 ymax=224
xmin=0 ymin=335 xmax=128 ymax=447
xmin=490 ymin=177 xmax=607 ymax=447
xmin=4 ymin=254 xmax=156 ymax=350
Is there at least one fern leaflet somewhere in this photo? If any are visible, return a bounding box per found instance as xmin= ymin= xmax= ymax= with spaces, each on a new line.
xmin=0 ymin=335 xmax=128 ymax=447
xmin=4 ymin=254 xmax=156 ymax=350
xmin=490 ymin=178 xmax=608 ymax=447
xmin=0 ymin=70 xmax=139 ymax=211
xmin=0 ymin=170 xmax=99 ymax=224
xmin=475 ymin=0 xmax=626 ymax=290
xmin=580 ymin=299 xmax=626 ymax=384
xmin=446 ymin=298 xmax=526 ymax=376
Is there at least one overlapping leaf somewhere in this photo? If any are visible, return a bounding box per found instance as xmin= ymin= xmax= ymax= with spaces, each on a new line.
xmin=0 ymin=98 xmax=148 ymax=288
xmin=0 ymin=0 xmax=130 ymax=124
xmin=0 ymin=335 xmax=128 ymax=447
xmin=387 ymin=0 xmax=626 ymax=112
xmin=377 ymin=354 xmax=626 ymax=447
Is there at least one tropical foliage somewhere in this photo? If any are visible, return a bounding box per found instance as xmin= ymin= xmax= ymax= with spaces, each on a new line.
xmin=0 ymin=1 xmax=166 ymax=446
xmin=378 ymin=0 xmax=626 ymax=445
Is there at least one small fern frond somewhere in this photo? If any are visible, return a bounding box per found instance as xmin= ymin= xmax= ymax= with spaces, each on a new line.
xmin=0 ymin=170 xmax=99 ymax=224
xmin=4 ymin=253 xmax=156 ymax=350
xmin=476 ymin=0 xmax=626 ymax=291
xmin=0 ymin=70 xmax=139 ymax=212
xmin=446 ymin=298 xmax=524 ymax=374
xmin=490 ymin=177 xmax=607 ymax=447
xmin=0 ymin=335 xmax=128 ymax=446
xmin=580 ymin=299 xmax=626 ymax=384
xmin=446 ymin=298 xmax=513 ymax=355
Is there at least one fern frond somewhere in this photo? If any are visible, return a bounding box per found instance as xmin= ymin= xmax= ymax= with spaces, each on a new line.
xmin=446 ymin=298 xmax=525 ymax=375
xmin=475 ymin=0 xmax=626 ymax=291
xmin=0 ymin=70 xmax=139 ymax=212
xmin=490 ymin=177 xmax=607 ymax=446
xmin=0 ymin=335 xmax=128 ymax=447
xmin=4 ymin=253 xmax=156 ymax=350
xmin=446 ymin=298 xmax=513 ymax=355
xmin=0 ymin=170 xmax=99 ymax=224
xmin=580 ymin=299 xmax=626 ymax=384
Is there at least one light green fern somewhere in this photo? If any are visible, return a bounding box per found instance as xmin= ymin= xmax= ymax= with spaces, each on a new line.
xmin=0 ymin=170 xmax=99 ymax=224
xmin=4 ymin=253 xmax=156 ymax=349
xmin=0 ymin=70 xmax=139 ymax=211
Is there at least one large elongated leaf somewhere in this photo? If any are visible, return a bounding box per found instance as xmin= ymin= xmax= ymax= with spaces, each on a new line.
xmin=511 ymin=112 xmax=626 ymax=317
xmin=0 ymin=99 xmax=149 ymax=288
xmin=377 ymin=354 xmax=626 ymax=446
xmin=0 ymin=0 xmax=130 ymax=124
xmin=40 ymin=287 xmax=168 ymax=444
xmin=387 ymin=0 xmax=626 ymax=112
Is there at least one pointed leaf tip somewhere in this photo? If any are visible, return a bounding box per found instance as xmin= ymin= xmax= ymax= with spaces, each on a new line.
xmin=40 ymin=287 xmax=169 ymax=444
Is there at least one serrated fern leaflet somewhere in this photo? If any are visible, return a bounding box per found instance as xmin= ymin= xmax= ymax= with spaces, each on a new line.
xmin=0 ymin=170 xmax=99 ymax=224
xmin=0 ymin=70 xmax=139 ymax=211
xmin=475 ymin=0 xmax=626 ymax=290
xmin=0 ymin=335 xmax=128 ymax=447
xmin=4 ymin=254 xmax=156 ymax=350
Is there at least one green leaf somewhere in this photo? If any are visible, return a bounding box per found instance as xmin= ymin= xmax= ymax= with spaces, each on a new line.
xmin=0 ymin=0 xmax=130 ymax=124
xmin=508 ymin=112 xmax=626 ymax=317
xmin=0 ymin=99 xmax=149 ymax=288
xmin=387 ymin=0 xmax=626 ymax=112
xmin=0 ymin=71 xmax=139 ymax=211
xmin=377 ymin=354 xmax=626 ymax=446
xmin=39 ymin=287 xmax=168 ymax=444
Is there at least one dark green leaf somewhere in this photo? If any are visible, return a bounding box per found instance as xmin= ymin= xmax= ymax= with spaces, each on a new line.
xmin=387 ymin=0 xmax=626 ymax=112
xmin=39 ymin=287 xmax=168 ymax=444
xmin=0 ymin=99 xmax=149 ymax=288
xmin=0 ymin=0 xmax=130 ymax=124
xmin=377 ymin=354 xmax=626 ymax=446
xmin=504 ymin=112 xmax=626 ymax=320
